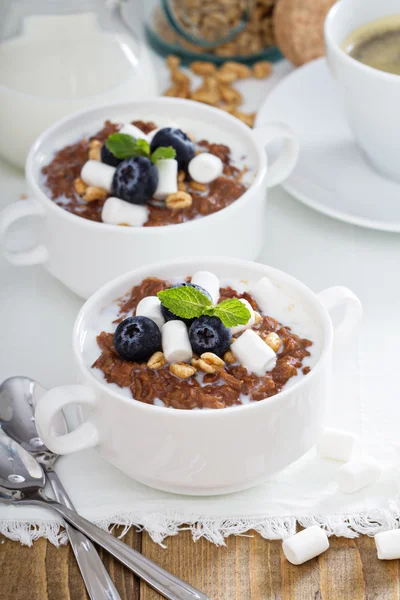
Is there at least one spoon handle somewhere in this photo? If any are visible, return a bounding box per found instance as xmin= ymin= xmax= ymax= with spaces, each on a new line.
xmin=30 ymin=496 xmax=209 ymax=600
xmin=46 ymin=470 xmax=121 ymax=600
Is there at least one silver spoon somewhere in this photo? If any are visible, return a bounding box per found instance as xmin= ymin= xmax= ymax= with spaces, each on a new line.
xmin=0 ymin=376 xmax=121 ymax=600
xmin=0 ymin=406 xmax=208 ymax=600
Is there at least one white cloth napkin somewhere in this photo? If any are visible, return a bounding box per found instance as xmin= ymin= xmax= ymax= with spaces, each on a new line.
xmin=2 ymin=333 xmax=399 ymax=548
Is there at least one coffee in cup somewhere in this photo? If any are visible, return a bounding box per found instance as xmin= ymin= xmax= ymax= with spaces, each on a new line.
xmin=342 ymin=15 xmax=400 ymax=75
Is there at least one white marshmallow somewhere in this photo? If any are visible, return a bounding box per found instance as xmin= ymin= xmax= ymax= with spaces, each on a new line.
xmin=162 ymin=320 xmax=193 ymax=363
xmin=81 ymin=160 xmax=115 ymax=193
xmin=190 ymin=271 xmax=220 ymax=305
xmin=188 ymin=153 xmax=223 ymax=184
xmin=154 ymin=158 xmax=178 ymax=200
xmin=136 ymin=296 xmax=165 ymax=330
xmin=375 ymin=530 xmax=400 ymax=560
xmin=336 ymin=458 xmax=381 ymax=494
xmin=120 ymin=123 xmax=148 ymax=141
xmin=147 ymin=122 xmax=179 ymax=142
xmin=101 ymin=197 xmax=148 ymax=227
xmin=231 ymin=329 xmax=276 ymax=376
xmin=282 ymin=526 xmax=329 ymax=565
xmin=231 ymin=298 xmax=255 ymax=335
xmin=251 ymin=277 xmax=279 ymax=315
xmin=316 ymin=427 xmax=359 ymax=462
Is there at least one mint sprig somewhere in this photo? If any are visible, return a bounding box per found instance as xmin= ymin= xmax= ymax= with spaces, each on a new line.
xmin=105 ymin=133 xmax=176 ymax=163
xmin=157 ymin=286 xmax=251 ymax=328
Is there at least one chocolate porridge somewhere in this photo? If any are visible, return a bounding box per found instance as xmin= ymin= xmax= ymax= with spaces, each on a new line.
xmin=42 ymin=120 xmax=248 ymax=227
xmin=91 ymin=277 xmax=313 ymax=410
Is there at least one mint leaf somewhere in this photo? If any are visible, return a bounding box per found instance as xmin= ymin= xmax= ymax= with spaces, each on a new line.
xmin=158 ymin=286 xmax=212 ymax=319
xmin=105 ymin=133 xmax=139 ymax=159
xmin=105 ymin=133 xmax=150 ymax=160
xmin=207 ymin=298 xmax=251 ymax=328
xmin=151 ymin=146 xmax=176 ymax=164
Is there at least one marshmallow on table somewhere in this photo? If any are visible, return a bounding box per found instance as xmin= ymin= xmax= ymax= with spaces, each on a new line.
xmin=120 ymin=123 xmax=149 ymax=141
xmin=81 ymin=160 xmax=115 ymax=193
xmin=162 ymin=320 xmax=193 ymax=363
xmin=316 ymin=427 xmax=359 ymax=462
xmin=231 ymin=298 xmax=255 ymax=335
xmin=154 ymin=158 xmax=178 ymax=200
xmin=336 ymin=458 xmax=381 ymax=494
xmin=101 ymin=197 xmax=148 ymax=227
xmin=136 ymin=296 xmax=165 ymax=330
xmin=375 ymin=530 xmax=400 ymax=560
xmin=190 ymin=271 xmax=220 ymax=305
xmin=282 ymin=526 xmax=329 ymax=565
xmin=188 ymin=153 xmax=223 ymax=184
xmin=231 ymin=329 xmax=276 ymax=376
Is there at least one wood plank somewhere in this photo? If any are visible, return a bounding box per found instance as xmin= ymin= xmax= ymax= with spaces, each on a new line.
xmin=142 ymin=530 xmax=318 ymax=600
xmin=0 ymin=527 xmax=141 ymax=600
xmin=141 ymin=530 xmax=256 ymax=600
xmin=281 ymin=538 xmax=321 ymax=600
xmin=0 ymin=535 xmax=49 ymax=600
xmin=355 ymin=534 xmax=400 ymax=600
xmin=319 ymin=537 xmax=365 ymax=600
xmin=141 ymin=530 xmax=400 ymax=600
xmin=248 ymin=531 xmax=282 ymax=599
xmin=1 ymin=530 xmax=400 ymax=599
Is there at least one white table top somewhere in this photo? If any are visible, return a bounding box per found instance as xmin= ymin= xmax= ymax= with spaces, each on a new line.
xmin=1 ymin=50 xmax=400 ymax=455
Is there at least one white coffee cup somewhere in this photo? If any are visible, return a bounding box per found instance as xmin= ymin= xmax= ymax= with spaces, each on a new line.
xmin=325 ymin=0 xmax=400 ymax=183
xmin=0 ymin=98 xmax=298 ymax=299
xmin=34 ymin=257 xmax=362 ymax=496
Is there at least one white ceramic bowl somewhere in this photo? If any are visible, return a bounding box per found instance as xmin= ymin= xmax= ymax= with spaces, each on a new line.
xmin=0 ymin=98 xmax=298 ymax=299
xmin=34 ymin=257 xmax=362 ymax=496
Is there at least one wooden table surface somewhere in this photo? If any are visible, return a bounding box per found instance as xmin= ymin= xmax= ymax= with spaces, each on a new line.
xmin=0 ymin=528 xmax=398 ymax=600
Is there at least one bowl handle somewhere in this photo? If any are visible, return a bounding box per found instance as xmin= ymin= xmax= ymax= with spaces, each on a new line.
xmin=35 ymin=385 xmax=100 ymax=455
xmin=0 ymin=198 xmax=49 ymax=265
xmin=250 ymin=122 xmax=299 ymax=188
xmin=317 ymin=286 xmax=363 ymax=345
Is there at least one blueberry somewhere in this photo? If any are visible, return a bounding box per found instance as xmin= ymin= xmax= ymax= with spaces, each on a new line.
xmin=112 ymin=156 xmax=158 ymax=205
xmin=101 ymin=143 xmax=122 ymax=167
xmin=189 ymin=316 xmax=232 ymax=357
xmin=150 ymin=128 xmax=195 ymax=170
xmin=114 ymin=316 xmax=161 ymax=362
xmin=160 ymin=283 xmax=212 ymax=326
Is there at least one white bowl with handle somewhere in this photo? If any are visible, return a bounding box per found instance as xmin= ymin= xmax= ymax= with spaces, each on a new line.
xmin=34 ymin=257 xmax=362 ymax=496
xmin=0 ymin=98 xmax=298 ymax=299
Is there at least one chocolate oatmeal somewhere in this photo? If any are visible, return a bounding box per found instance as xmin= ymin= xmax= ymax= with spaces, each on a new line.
xmin=92 ymin=277 xmax=313 ymax=410
xmin=42 ymin=120 xmax=248 ymax=227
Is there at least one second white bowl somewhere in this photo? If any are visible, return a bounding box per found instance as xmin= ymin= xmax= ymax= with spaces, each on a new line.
xmin=0 ymin=98 xmax=298 ymax=298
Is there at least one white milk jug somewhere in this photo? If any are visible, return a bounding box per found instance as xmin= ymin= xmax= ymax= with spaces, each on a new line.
xmin=0 ymin=0 xmax=158 ymax=168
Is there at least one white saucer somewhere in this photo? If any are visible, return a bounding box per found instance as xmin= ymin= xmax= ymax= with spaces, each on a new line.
xmin=256 ymin=57 xmax=400 ymax=232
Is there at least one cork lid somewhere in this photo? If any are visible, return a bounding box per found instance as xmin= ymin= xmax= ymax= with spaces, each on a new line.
xmin=273 ymin=0 xmax=337 ymax=66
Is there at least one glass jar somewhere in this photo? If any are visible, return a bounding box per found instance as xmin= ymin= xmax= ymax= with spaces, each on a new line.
xmin=0 ymin=0 xmax=157 ymax=168
xmin=143 ymin=0 xmax=282 ymax=65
